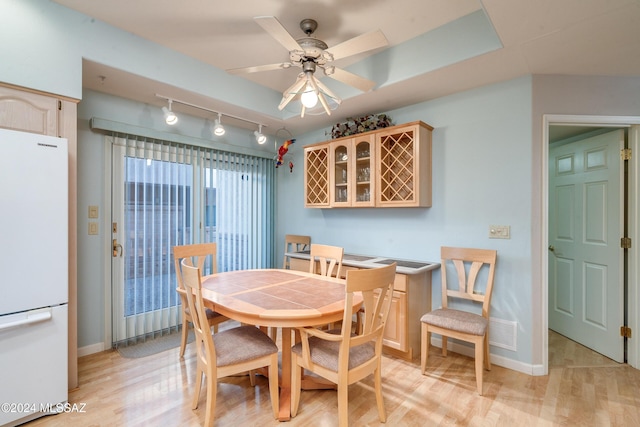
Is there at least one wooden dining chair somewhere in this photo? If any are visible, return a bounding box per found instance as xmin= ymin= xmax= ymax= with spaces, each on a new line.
xmin=283 ymin=234 xmax=311 ymax=269
xmin=309 ymin=243 xmax=343 ymax=278
xmin=173 ymin=243 xmax=229 ymax=358
xmin=181 ymin=261 xmax=280 ymax=426
xmin=290 ymin=263 xmax=397 ymax=427
xmin=420 ymin=246 xmax=497 ymax=395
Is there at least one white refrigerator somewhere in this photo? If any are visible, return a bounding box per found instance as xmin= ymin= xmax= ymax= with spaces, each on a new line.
xmin=0 ymin=129 xmax=68 ymax=426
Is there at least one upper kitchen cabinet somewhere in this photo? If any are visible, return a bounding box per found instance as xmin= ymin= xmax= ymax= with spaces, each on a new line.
xmin=304 ymin=121 xmax=432 ymax=208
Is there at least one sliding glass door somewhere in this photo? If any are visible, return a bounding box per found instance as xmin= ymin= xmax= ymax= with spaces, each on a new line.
xmin=110 ymin=136 xmax=275 ymax=345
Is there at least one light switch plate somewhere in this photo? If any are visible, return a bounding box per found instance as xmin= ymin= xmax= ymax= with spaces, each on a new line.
xmin=489 ymin=225 xmax=510 ymax=239
xmin=89 ymin=222 xmax=99 ymax=235
xmin=89 ymin=205 xmax=99 ymax=218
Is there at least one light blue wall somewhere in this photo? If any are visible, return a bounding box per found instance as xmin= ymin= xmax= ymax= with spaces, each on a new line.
xmin=278 ymin=77 xmax=534 ymax=363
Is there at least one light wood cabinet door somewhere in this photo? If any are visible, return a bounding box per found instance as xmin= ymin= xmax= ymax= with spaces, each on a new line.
xmin=330 ymin=140 xmax=351 ymax=207
xmin=376 ymin=122 xmax=432 ymax=207
xmin=381 ymin=290 xmax=408 ymax=352
xmin=0 ymin=85 xmax=58 ymax=135
xmin=304 ymin=144 xmax=330 ymax=207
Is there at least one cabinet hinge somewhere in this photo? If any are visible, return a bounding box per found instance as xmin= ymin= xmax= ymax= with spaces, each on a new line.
xmin=621 ymin=148 xmax=632 ymax=160
xmin=621 ymin=326 xmax=632 ymax=338
xmin=621 ymin=237 xmax=632 ymax=249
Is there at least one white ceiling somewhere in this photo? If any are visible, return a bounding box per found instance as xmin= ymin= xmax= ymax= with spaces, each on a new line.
xmin=54 ymin=0 xmax=640 ymax=138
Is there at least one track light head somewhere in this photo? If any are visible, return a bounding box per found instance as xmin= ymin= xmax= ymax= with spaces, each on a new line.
xmin=254 ymin=124 xmax=267 ymax=144
xmin=213 ymin=113 xmax=225 ymax=136
xmin=162 ymin=100 xmax=178 ymax=125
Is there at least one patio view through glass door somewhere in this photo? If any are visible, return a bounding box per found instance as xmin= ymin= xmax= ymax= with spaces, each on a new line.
xmin=110 ymin=135 xmax=275 ymax=345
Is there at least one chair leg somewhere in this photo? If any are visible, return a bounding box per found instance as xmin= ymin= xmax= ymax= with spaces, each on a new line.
xmin=192 ymin=369 xmax=203 ymax=410
xmin=337 ymin=381 xmax=349 ymax=427
xmin=291 ymin=354 xmax=301 ymax=417
xmin=420 ymin=323 xmax=428 ymax=374
xmin=204 ymin=372 xmax=216 ymax=427
xmin=484 ymin=333 xmax=491 ymax=370
xmin=474 ymin=338 xmax=484 ymax=396
xmin=442 ymin=336 xmax=448 ymax=356
xmin=179 ymin=319 xmax=189 ymax=358
xmin=268 ymin=354 xmax=279 ymax=419
xmin=374 ymin=361 xmax=386 ymax=422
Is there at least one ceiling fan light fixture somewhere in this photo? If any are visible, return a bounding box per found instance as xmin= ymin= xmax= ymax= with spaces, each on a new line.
xmin=213 ymin=113 xmax=225 ymax=136
xmin=300 ymin=84 xmax=318 ymax=108
xmin=254 ymin=124 xmax=267 ymax=144
xmin=162 ymin=99 xmax=178 ymax=125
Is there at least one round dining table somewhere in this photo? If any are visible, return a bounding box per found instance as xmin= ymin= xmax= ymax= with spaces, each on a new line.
xmin=199 ymin=268 xmax=362 ymax=421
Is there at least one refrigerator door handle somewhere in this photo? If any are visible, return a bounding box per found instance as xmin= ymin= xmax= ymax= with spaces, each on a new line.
xmin=0 ymin=308 xmax=52 ymax=332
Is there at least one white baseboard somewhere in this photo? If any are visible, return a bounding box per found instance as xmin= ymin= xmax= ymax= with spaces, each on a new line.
xmin=430 ymin=337 xmax=541 ymax=376
xmin=77 ymin=342 xmax=106 ymax=357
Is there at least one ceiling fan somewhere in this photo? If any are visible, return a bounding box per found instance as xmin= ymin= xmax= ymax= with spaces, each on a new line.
xmin=227 ymin=16 xmax=389 ymax=117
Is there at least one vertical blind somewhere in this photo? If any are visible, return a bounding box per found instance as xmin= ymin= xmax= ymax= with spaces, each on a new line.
xmin=111 ymin=134 xmax=275 ymax=346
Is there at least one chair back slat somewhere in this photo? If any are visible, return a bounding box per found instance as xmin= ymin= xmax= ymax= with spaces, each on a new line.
xmin=309 ymin=244 xmax=344 ymax=278
xmin=441 ymin=246 xmax=497 ymax=315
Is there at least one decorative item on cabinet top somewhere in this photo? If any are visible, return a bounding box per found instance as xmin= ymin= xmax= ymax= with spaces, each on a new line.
xmin=305 ymin=120 xmax=433 ymax=209
xmin=328 ymin=113 xmax=394 ymax=139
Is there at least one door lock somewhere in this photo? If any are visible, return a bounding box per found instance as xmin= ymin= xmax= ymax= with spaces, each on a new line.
xmin=113 ymin=239 xmax=123 ymax=257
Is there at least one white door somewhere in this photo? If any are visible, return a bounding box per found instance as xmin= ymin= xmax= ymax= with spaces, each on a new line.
xmin=548 ymin=129 xmax=625 ymax=362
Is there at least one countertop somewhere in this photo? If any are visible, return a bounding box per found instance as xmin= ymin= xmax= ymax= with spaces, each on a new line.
xmin=286 ymin=250 xmax=440 ymax=275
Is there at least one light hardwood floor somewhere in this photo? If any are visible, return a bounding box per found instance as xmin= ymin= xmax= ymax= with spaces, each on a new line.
xmin=28 ymin=329 xmax=640 ymax=426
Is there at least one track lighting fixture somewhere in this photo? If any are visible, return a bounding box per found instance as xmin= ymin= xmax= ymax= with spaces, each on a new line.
xmin=162 ymin=99 xmax=178 ymax=125
xmin=155 ymin=94 xmax=268 ymax=144
xmin=254 ymin=124 xmax=267 ymax=144
xmin=213 ymin=113 xmax=225 ymax=136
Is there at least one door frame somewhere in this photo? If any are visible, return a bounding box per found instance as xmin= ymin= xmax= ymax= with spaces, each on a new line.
xmin=542 ymin=114 xmax=640 ymax=374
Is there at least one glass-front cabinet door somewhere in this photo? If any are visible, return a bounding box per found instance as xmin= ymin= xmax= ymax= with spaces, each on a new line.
xmin=331 ymin=141 xmax=350 ymax=206
xmin=329 ymin=134 xmax=375 ymax=207
xmin=352 ymin=134 xmax=375 ymax=207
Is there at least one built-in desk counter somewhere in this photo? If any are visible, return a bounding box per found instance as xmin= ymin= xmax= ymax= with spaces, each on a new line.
xmin=285 ymin=250 xmax=440 ymax=361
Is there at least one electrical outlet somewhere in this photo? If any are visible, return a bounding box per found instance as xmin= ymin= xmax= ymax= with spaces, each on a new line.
xmin=489 ymin=225 xmax=510 ymax=239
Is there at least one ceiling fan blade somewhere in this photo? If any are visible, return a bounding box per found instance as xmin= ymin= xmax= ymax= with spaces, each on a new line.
xmin=254 ymin=16 xmax=303 ymax=52
xmin=325 ymin=29 xmax=388 ymax=61
xmin=278 ymin=75 xmax=307 ymax=111
xmin=227 ymin=62 xmax=291 ymax=75
xmin=326 ymin=67 xmax=377 ymax=92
